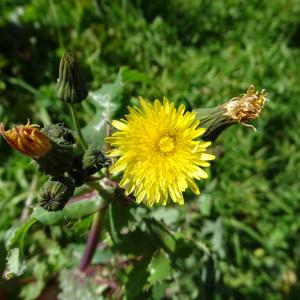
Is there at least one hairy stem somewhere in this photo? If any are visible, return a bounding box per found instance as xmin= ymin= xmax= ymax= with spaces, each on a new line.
xmin=69 ymin=103 xmax=87 ymax=150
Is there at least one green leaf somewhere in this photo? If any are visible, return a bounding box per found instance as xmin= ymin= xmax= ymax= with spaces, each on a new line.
xmin=125 ymin=258 xmax=151 ymax=300
xmin=19 ymin=280 xmax=45 ymax=300
xmin=150 ymin=207 xmax=179 ymax=226
xmin=108 ymin=199 xmax=132 ymax=244
xmin=83 ymin=68 xmax=151 ymax=146
xmin=91 ymin=248 xmax=114 ymax=265
xmin=148 ymin=250 xmax=172 ymax=284
xmin=59 ymin=268 xmax=103 ymax=300
xmin=83 ymin=81 xmax=122 ymax=146
xmin=151 ymin=283 xmax=167 ymax=300
xmin=145 ymin=218 xmax=176 ymax=253
xmin=172 ymin=237 xmax=194 ymax=259
xmin=6 ymin=218 xmax=36 ymax=251
xmin=82 ymin=68 xmax=125 ymax=146
xmin=5 ymin=248 xmax=26 ymax=279
xmin=115 ymin=228 xmax=157 ymax=256
xmin=199 ymin=194 xmax=213 ymax=216
xmin=32 ymin=195 xmax=104 ymax=226
xmin=5 ymin=219 xmax=36 ymax=278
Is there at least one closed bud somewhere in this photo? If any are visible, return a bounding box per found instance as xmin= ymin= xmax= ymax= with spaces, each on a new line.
xmin=39 ymin=177 xmax=75 ymax=211
xmin=36 ymin=125 xmax=76 ymax=176
xmin=56 ymin=52 xmax=88 ymax=104
xmin=82 ymin=144 xmax=105 ymax=175
xmin=41 ymin=124 xmax=75 ymax=145
xmin=35 ymin=143 xmax=75 ymax=177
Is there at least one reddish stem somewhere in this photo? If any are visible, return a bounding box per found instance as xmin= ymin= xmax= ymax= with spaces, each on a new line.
xmin=78 ymin=204 xmax=107 ymax=272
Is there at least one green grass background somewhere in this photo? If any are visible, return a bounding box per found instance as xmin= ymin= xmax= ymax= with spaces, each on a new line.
xmin=1 ymin=0 xmax=300 ymax=299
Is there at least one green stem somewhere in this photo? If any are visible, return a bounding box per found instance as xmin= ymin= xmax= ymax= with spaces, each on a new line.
xmin=69 ymin=103 xmax=87 ymax=150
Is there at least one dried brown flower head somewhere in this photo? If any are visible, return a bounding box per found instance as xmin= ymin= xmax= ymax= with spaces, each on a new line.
xmin=224 ymin=84 xmax=268 ymax=129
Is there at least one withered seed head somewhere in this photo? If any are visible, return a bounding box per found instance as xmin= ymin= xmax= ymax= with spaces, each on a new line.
xmin=224 ymin=84 xmax=268 ymax=124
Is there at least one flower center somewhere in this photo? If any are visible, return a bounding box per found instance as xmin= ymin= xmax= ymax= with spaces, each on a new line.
xmin=158 ymin=136 xmax=175 ymax=153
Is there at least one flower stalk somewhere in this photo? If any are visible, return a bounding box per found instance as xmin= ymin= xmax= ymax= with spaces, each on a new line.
xmin=78 ymin=181 xmax=114 ymax=272
xmin=78 ymin=201 xmax=108 ymax=272
xmin=69 ymin=103 xmax=88 ymax=150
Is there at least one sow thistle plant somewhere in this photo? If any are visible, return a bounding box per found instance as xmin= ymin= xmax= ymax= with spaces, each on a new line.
xmin=1 ymin=53 xmax=267 ymax=296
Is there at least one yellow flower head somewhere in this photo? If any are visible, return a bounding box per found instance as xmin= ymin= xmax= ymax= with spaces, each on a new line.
xmin=107 ymin=97 xmax=215 ymax=207
xmin=0 ymin=122 xmax=52 ymax=158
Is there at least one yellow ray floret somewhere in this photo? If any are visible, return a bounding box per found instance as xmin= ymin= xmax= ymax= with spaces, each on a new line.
xmin=106 ymin=97 xmax=215 ymax=206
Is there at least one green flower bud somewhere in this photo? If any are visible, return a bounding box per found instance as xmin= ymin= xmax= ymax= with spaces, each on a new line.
xmin=35 ymin=124 xmax=76 ymax=176
xmin=35 ymin=143 xmax=75 ymax=176
xmin=82 ymin=144 xmax=105 ymax=175
xmin=41 ymin=124 xmax=75 ymax=145
xmin=66 ymin=145 xmax=106 ymax=186
xmin=56 ymin=52 xmax=88 ymax=104
xmin=39 ymin=177 xmax=75 ymax=211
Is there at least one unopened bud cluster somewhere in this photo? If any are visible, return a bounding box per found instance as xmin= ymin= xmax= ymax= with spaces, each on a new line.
xmin=38 ymin=124 xmax=106 ymax=210
xmin=0 ymin=53 xmax=106 ymax=211
xmin=0 ymin=123 xmax=107 ymax=211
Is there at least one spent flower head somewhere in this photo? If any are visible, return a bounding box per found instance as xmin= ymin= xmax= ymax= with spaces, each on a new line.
xmin=224 ymin=84 xmax=268 ymax=124
xmin=0 ymin=122 xmax=76 ymax=176
xmin=107 ymin=97 xmax=215 ymax=207
xmin=0 ymin=122 xmax=52 ymax=158
xmin=196 ymin=84 xmax=268 ymax=141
